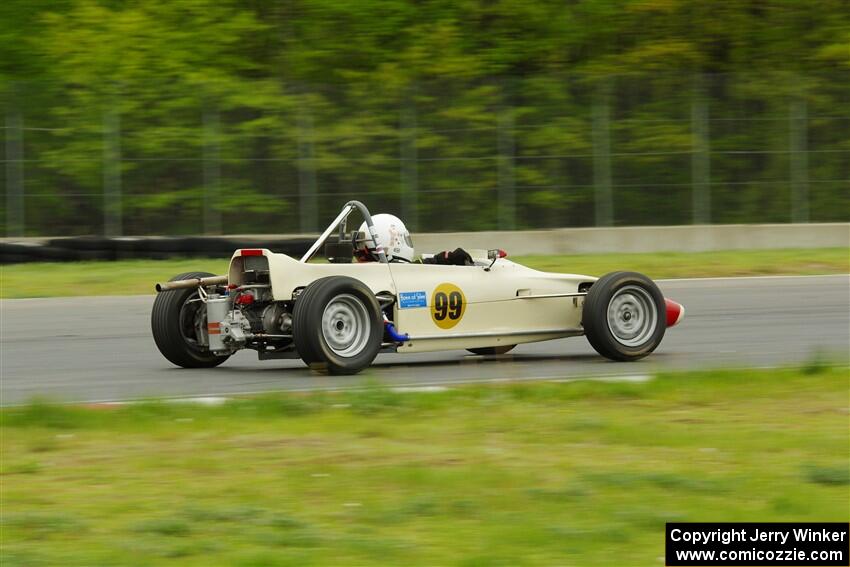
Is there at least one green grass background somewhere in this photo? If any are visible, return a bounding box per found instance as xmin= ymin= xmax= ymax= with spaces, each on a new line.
xmin=2 ymin=365 xmax=848 ymax=566
xmin=1 ymin=248 xmax=847 ymax=298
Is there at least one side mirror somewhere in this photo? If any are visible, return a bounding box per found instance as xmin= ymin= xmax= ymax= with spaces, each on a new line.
xmin=485 ymin=249 xmax=507 ymax=271
xmin=325 ymin=235 xmax=353 ymax=263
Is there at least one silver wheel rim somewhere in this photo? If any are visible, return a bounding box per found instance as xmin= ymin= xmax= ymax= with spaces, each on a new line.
xmin=606 ymin=285 xmax=658 ymax=347
xmin=321 ymin=294 xmax=371 ymax=357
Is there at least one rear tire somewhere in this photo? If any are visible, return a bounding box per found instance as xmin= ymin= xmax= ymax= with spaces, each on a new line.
xmin=151 ymin=271 xmax=230 ymax=368
xmin=467 ymin=345 xmax=516 ymax=356
xmin=293 ymin=277 xmax=382 ymax=375
xmin=582 ymin=271 xmax=666 ymax=361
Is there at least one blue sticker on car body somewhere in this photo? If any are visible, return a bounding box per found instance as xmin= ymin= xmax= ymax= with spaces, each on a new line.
xmin=399 ymin=291 xmax=427 ymax=309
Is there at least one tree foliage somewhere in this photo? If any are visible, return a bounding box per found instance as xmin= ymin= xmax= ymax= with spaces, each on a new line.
xmin=1 ymin=0 xmax=848 ymax=234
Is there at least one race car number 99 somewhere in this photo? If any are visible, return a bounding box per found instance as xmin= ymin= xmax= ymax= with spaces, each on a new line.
xmin=431 ymin=283 xmax=466 ymax=329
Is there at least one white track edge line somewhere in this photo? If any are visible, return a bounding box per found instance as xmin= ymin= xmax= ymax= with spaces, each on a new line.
xmin=58 ymin=371 xmax=665 ymax=406
xmin=657 ymin=273 xmax=849 ymax=283
xmin=41 ymin=366 xmax=793 ymax=407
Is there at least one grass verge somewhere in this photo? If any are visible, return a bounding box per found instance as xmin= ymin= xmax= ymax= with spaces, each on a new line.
xmin=2 ymin=366 xmax=848 ymax=565
xmin=1 ymin=247 xmax=848 ymax=298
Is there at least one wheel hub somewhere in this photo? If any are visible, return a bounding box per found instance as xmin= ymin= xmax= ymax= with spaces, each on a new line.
xmin=321 ymin=294 xmax=371 ymax=357
xmin=606 ymin=285 xmax=658 ymax=347
xmin=178 ymin=292 xmax=207 ymax=351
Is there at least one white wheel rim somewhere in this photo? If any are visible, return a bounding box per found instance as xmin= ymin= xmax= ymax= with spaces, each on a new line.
xmin=321 ymin=294 xmax=371 ymax=357
xmin=606 ymin=285 xmax=658 ymax=347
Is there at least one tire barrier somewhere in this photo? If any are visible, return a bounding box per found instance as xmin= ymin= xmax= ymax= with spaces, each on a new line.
xmin=0 ymin=237 xmax=315 ymax=264
xmin=3 ymin=223 xmax=847 ymax=263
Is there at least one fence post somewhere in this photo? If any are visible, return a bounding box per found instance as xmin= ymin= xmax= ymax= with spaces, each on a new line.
xmin=592 ymin=81 xmax=613 ymax=227
xmin=103 ymin=104 xmax=122 ymax=237
xmin=789 ymin=95 xmax=809 ymax=223
xmin=203 ymin=107 xmax=222 ymax=235
xmin=399 ymin=97 xmax=419 ymax=231
xmin=497 ymin=105 xmax=516 ymax=230
xmin=5 ymin=101 xmax=24 ymax=237
xmin=296 ymin=95 xmax=318 ymax=234
xmin=691 ymin=74 xmax=711 ymax=224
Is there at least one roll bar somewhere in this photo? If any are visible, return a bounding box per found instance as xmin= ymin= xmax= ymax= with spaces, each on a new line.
xmin=298 ymin=200 xmax=388 ymax=264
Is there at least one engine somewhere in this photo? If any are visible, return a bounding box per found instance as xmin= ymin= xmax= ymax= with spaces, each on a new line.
xmin=205 ymin=285 xmax=292 ymax=354
xmin=242 ymin=301 xmax=292 ymax=336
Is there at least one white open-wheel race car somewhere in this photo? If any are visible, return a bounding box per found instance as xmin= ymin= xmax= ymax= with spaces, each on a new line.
xmin=152 ymin=201 xmax=684 ymax=375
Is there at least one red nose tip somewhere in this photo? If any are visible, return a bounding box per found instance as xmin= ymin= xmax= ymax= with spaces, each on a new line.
xmin=665 ymin=299 xmax=685 ymax=327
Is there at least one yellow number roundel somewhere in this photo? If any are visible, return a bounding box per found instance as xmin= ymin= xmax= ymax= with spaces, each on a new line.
xmin=430 ymin=283 xmax=466 ymax=329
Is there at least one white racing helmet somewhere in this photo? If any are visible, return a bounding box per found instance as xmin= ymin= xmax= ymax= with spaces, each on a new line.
xmin=357 ymin=214 xmax=414 ymax=263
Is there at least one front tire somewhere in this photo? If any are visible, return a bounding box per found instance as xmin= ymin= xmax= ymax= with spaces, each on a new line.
xmin=293 ymin=277 xmax=382 ymax=375
xmin=582 ymin=271 xmax=666 ymax=361
xmin=151 ymin=271 xmax=230 ymax=368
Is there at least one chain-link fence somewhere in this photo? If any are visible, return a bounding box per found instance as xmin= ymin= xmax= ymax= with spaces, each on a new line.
xmin=2 ymin=71 xmax=848 ymax=236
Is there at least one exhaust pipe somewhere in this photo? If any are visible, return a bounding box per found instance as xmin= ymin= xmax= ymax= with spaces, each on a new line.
xmin=155 ymin=275 xmax=228 ymax=293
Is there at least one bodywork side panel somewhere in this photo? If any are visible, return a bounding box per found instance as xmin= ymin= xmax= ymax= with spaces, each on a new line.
xmin=228 ymin=250 xmax=396 ymax=300
xmin=388 ymin=259 xmax=594 ymax=353
xmin=394 ymin=296 xmax=586 ymax=353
